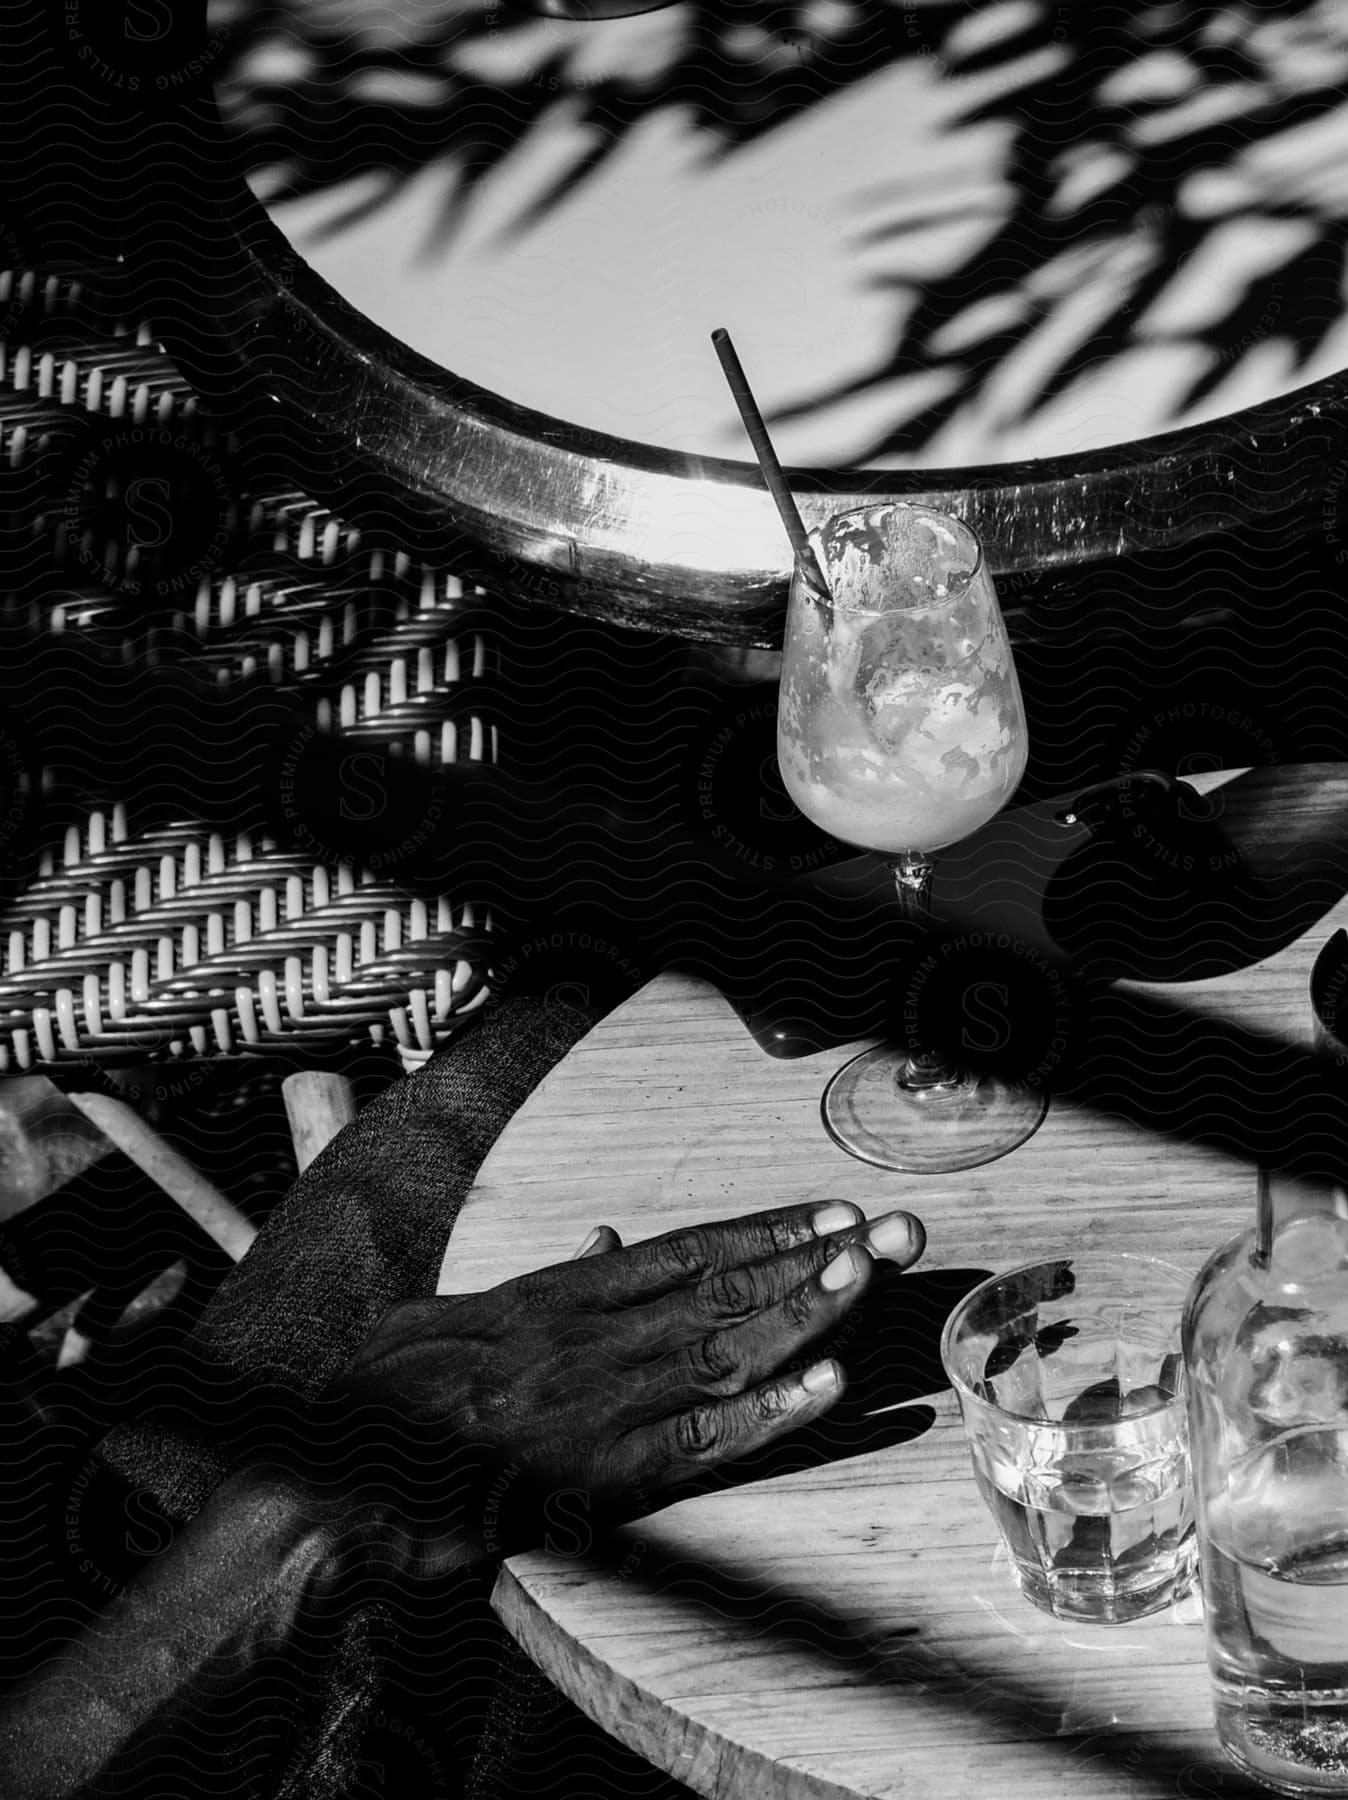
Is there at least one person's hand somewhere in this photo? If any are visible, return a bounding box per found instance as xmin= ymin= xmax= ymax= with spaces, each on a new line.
xmin=320 ymin=1200 xmax=924 ymax=1558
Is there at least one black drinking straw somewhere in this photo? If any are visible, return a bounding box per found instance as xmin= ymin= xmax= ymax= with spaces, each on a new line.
xmin=711 ymin=327 xmax=831 ymax=602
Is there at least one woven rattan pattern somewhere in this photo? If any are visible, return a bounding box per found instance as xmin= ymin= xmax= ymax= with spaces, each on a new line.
xmin=1 ymin=265 xmax=498 ymax=1070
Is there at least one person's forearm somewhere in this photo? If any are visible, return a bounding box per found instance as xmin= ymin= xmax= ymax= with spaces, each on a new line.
xmin=0 ymin=1463 xmax=488 ymax=1800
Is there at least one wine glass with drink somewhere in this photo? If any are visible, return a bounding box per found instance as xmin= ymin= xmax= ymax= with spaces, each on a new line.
xmin=776 ymin=500 xmax=1047 ymax=1172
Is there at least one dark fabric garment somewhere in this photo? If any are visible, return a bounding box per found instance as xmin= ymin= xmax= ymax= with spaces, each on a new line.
xmin=79 ymin=994 xmax=690 ymax=1800
xmin=4 ymin=1485 xmax=428 ymax=1800
xmin=96 ymin=995 xmax=601 ymax=1523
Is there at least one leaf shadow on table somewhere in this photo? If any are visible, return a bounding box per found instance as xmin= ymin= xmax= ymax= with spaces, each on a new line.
xmin=933 ymin=765 xmax=1348 ymax=990
xmin=715 ymin=766 xmax=1348 ymax=1063
xmin=904 ymin=770 xmax=1348 ymax=1186
xmin=684 ymin=1265 xmax=990 ymax=1500
xmin=1034 ymin=768 xmax=1348 ymax=985
xmin=1052 ymin=987 xmax=1348 ymax=1188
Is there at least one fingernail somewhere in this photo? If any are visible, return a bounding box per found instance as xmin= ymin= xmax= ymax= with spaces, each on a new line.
xmin=573 ymin=1227 xmax=603 ymax=1259
xmin=821 ymin=1247 xmax=862 ymax=1291
xmin=802 ymin=1361 xmax=839 ymax=1394
xmin=812 ymin=1202 xmax=860 ymax=1236
xmin=866 ymin=1213 xmax=918 ymax=1258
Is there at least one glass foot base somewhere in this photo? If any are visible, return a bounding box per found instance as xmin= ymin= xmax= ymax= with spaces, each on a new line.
xmin=822 ymin=1046 xmax=1048 ymax=1173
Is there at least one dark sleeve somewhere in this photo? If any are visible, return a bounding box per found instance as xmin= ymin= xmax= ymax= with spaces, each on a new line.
xmin=0 ymin=1463 xmax=489 ymax=1800
xmin=96 ymin=994 xmax=601 ymax=1526
xmin=32 ymin=994 xmax=599 ymax=1799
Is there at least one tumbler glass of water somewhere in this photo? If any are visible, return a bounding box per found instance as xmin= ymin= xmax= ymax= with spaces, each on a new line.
xmin=941 ymin=1252 xmax=1197 ymax=1624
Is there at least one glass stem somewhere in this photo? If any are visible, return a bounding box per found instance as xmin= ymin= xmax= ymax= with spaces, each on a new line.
xmin=890 ymin=853 xmax=934 ymax=926
xmin=889 ymin=854 xmax=962 ymax=1093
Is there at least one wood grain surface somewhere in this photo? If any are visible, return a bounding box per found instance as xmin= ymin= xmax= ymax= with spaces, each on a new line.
xmin=437 ymin=767 xmax=1348 ymax=1800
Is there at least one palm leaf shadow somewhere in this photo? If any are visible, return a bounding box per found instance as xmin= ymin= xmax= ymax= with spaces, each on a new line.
xmin=773 ymin=0 xmax=1345 ymax=455
xmin=212 ymin=0 xmax=1344 ymax=454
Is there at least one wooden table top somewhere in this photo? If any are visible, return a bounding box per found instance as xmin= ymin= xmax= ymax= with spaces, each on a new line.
xmin=437 ymin=767 xmax=1348 ymax=1800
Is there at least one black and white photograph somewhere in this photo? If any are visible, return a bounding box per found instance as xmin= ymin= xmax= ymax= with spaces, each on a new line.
xmin=2 ymin=2 xmax=1348 ymax=1795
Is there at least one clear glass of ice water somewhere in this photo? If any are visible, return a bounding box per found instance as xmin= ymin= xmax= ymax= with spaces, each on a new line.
xmin=941 ymin=1252 xmax=1198 ymax=1623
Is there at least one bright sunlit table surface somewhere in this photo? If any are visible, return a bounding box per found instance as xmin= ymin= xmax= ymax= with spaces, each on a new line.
xmin=437 ymin=768 xmax=1347 ymax=1800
